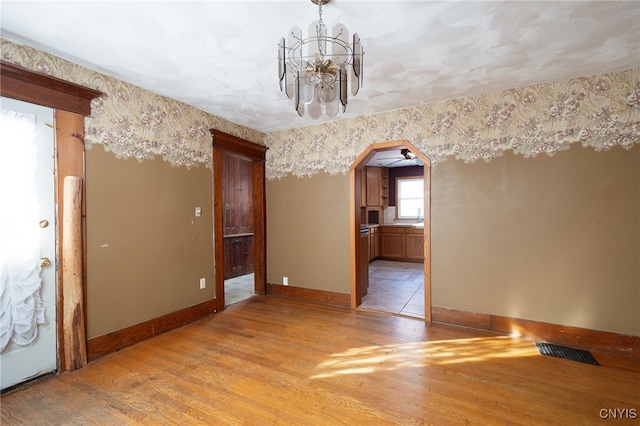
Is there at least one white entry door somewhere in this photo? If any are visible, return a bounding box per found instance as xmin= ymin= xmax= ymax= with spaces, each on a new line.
xmin=0 ymin=97 xmax=57 ymax=390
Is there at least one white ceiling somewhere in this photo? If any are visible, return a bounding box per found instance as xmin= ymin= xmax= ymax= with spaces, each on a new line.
xmin=366 ymin=146 xmax=424 ymax=168
xmin=1 ymin=1 xmax=639 ymax=134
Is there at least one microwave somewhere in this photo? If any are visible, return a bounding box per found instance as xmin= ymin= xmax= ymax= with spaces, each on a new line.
xmin=367 ymin=208 xmax=380 ymax=225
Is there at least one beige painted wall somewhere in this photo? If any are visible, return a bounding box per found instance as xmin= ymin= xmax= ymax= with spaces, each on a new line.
xmin=85 ymin=146 xmax=214 ymax=338
xmin=266 ymin=172 xmax=350 ymax=293
xmin=431 ymin=145 xmax=639 ymax=336
xmin=265 ymin=145 xmax=639 ymax=336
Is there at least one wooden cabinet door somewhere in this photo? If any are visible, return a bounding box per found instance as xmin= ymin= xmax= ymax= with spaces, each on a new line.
xmin=380 ymin=228 xmax=404 ymax=259
xmin=223 ymin=154 xmax=238 ymax=235
xmin=360 ymin=167 xmax=367 ymax=208
xmin=366 ymin=167 xmax=381 ymax=206
xmin=237 ymin=159 xmax=253 ymax=235
xmin=368 ymin=228 xmax=379 ymax=262
xmin=366 ymin=167 xmax=389 ymax=207
xmin=405 ymin=229 xmax=424 ymax=261
xmin=223 ymin=237 xmax=235 ymax=279
xmin=225 ymin=237 xmax=244 ymax=278
xmin=223 ymin=154 xmax=254 ymax=236
xmin=373 ymin=229 xmax=380 ymax=258
xmin=224 ymin=235 xmax=255 ymax=279
xmin=244 ymin=236 xmax=254 ymax=274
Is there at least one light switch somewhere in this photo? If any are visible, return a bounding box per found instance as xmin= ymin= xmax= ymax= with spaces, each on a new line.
xmin=195 ymin=207 xmax=202 ymax=217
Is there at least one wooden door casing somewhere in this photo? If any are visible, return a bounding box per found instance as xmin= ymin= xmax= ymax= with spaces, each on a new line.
xmin=211 ymin=130 xmax=267 ymax=312
xmin=349 ymin=140 xmax=431 ymax=320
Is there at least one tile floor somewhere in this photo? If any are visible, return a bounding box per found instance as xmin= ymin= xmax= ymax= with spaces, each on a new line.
xmin=226 ymin=261 xmax=425 ymax=318
xmin=224 ymin=273 xmax=255 ymax=305
xmin=359 ymin=259 xmax=425 ymax=319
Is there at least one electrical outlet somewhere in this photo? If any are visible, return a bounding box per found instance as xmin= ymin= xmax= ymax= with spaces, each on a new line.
xmin=283 ymin=276 xmax=288 ymax=286
xmin=199 ymin=277 xmax=206 ymax=289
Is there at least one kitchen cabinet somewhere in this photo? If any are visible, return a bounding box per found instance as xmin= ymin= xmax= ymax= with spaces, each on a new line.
xmin=405 ymin=227 xmax=425 ymax=261
xmin=379 ymin=225 xmax=424 ymax=262
xmin=368 ymin=226 xmax=380 ymax=262
xmin=380 ymin=226 xmax=405 ymax=260
xmin=366 ymin=167 xmax=389 ymax=207
xmin=224 ymin=234 xmax=254 ymax=279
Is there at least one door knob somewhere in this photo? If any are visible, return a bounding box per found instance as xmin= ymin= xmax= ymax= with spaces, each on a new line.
xmin=39 ymin=220 xmax=49 ymax=228
xmin=41 ymin=258 xmax=51 ymax=267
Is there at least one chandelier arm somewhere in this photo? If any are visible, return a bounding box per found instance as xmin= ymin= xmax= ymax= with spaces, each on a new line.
xmin=278 ymin=38 xmax=286 ymax=90
xmin=339 ymin=66 xmax=347 ymax=109
xmin=295 ymin=70 xmax=303 ymax=117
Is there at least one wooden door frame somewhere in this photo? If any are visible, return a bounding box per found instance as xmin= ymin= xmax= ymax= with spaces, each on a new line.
xmin=349 ymin=140 xmax=432 ymax=321
xmin=1 ymin=60 xmax=102 ymax=371
xmin=210 ymin=130 xmax=268 ymax=312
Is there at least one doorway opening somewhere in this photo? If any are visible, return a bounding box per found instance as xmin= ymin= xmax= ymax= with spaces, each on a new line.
xmin=222 ymin=153 xmax=255 ymax=306
xmin=211 ymin=130 xmax=267 ymax=312
xmin=350 ymin=141 xmax=431 ymax=321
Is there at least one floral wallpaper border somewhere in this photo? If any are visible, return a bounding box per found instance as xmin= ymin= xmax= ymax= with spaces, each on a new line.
xmin=2 ymin=38 xmax=638 ymax=180
xmin=265 ymin=68 xmax=640 ymax=179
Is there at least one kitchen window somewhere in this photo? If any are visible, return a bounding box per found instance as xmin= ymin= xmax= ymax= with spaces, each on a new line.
xmin=397 ymin=177 xmax=424 ymax=219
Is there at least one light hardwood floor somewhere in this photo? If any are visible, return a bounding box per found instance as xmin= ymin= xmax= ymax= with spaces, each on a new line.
xmin=2 ymin=297 xmax=639 ymax=425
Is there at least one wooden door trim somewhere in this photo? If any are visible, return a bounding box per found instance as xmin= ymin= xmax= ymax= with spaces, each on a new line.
xmin=0 ymin=60 xmax=101 ymax=116
xmin=349 ymin=140 xmax=432 ymax=321
xmin=1 ymin=60 xmax=102 ymax=372
xmin=210 ymin=130 xmax=268 ymax=312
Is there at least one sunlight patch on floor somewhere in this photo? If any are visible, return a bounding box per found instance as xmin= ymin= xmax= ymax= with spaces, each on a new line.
xmin=310 ymin=335 xmax=538 ymax=379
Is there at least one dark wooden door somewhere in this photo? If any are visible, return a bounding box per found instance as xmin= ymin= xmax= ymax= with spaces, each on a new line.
xmin=224 ymin=235 xmax=255 ymax=280
xmin=223 ymin=154 xmax=253 ymax=236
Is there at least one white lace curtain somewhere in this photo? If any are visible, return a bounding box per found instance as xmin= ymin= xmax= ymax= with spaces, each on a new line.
xmin=0 ymin=108 xmax=46 ymax=352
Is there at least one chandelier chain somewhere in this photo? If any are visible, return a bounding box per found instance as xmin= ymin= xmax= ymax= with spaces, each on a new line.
xmin=317 ymin=0 xmax=325 ymax=57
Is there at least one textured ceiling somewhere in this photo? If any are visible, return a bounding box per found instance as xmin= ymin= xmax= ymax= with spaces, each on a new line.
xmin=1 ymin=1 xmax=639 ymax=133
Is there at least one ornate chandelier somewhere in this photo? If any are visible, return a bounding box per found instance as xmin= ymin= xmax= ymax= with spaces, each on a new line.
xmin=278 ymin=0 xmax=364 ymax=118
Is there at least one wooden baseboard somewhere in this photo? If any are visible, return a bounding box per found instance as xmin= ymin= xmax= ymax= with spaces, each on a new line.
xmin=87 ymin=299 xmax=216 ymax=361
xmin=86 ymin=298 xmax=637 ymax=361
xmin=266 ymin=283 xmax=350 ymax=308
xmin=432 ymin=306 xmax=640 ymax=358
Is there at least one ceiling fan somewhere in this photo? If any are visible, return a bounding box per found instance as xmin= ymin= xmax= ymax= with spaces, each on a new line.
xmin=378 ymin=148 xmax=423 ymax=167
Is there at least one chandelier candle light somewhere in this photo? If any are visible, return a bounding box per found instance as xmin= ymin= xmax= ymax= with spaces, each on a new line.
xmin=278 ymin=0 xmax=364 ymax=118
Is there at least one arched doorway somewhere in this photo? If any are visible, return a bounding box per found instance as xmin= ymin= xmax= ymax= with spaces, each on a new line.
xmin=349 ymin=140 xmax=431 ymax=321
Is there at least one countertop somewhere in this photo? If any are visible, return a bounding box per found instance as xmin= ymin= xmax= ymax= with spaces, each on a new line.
xmin=364 ymin=223 xmax=424 ymax=229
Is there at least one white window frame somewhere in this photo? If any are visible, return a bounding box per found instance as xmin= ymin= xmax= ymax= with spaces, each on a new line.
xmin=396 ymin=176 xmax=424 ymax=220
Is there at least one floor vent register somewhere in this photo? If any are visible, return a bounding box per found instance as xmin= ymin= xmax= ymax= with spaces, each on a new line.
xmin=535 ymin=342 xmax=600 ymax=366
